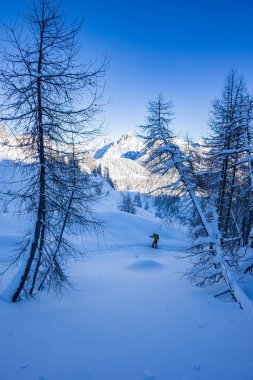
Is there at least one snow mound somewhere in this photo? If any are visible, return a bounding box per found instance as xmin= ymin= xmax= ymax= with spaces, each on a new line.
xmin=125 ymin=259 xmax=165 ymax=271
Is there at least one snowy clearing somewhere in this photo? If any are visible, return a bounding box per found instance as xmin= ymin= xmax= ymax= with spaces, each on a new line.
xmin=0 ymin=207 xmax=253 ymax=380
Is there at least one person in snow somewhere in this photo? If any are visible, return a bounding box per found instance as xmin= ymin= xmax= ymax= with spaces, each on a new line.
xmin=150 ymin=233 xmax=159 ymax=249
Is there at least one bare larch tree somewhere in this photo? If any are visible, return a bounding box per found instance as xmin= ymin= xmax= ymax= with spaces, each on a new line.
xmin=0 ymin=0 xmax=105 ymax=302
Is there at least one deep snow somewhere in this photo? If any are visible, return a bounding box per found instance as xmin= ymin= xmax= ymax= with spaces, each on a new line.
xmin=0 ymin=190 xmax=253 ymax=380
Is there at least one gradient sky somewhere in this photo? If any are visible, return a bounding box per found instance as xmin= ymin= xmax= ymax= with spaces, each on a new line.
xmin=1 ymin=0 xmax=253 ymax=140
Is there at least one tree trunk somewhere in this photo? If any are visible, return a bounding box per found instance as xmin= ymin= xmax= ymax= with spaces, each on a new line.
xmin=12 ymin=19 xmax=46 ymax=302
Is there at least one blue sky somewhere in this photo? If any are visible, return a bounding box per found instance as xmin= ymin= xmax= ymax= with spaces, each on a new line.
xmin=1 ymin=0 xmax=253 ymax=140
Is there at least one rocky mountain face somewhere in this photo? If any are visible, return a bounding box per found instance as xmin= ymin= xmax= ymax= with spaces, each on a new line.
xmin=92 ymin=132 xmax=165 ymax=192
xmin=93 ymin=132 xmax=143 ymax=160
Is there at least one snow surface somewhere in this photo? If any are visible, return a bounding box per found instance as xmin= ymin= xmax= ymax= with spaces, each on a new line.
xmin=1 ymin=186 xmax=253 ymax=380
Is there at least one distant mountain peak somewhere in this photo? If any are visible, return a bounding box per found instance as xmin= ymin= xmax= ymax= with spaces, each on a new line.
xmin=93 ymin=131 xmax=143 ymax=160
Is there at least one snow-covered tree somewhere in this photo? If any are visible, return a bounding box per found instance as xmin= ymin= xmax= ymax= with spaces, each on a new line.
xmin=119 ymin=193 xmax=136 ymax=214
xmin=139 ymin=92 xmax=253 ymax=311
xmin=104 ymin=166 xmax=115 ymax=189
xmin=154 ymin=194 xmax=180 ymax=221
xmin=134 ymin=193 xmax=142 ymax=207
xmin=202 ymin=71 xmax=253 ymax=270
xmin=138 ymin=94 xmax=175 ymax=174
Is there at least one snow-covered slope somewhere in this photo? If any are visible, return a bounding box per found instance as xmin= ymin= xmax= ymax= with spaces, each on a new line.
xmin=97 ymin=156 xmax=154 ymax=192
xmin=1 ymin=180 xmax=253 ymax=380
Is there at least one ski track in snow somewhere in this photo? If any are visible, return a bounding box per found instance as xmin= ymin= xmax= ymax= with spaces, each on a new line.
xmin=0 ymin=209 xmax=253 ymax=380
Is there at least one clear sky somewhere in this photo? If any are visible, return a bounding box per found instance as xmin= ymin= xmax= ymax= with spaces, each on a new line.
xmin=1 ymin=0 xmax=253 ymax=140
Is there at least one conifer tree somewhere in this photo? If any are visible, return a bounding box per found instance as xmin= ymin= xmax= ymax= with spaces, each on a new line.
xmin=139 ymin=92 xmax=253 ymax=310
xmin=203 ymin=71 xmax=253 ymax=268
xmin=119 ymin=193 xmax=136 ymax=214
